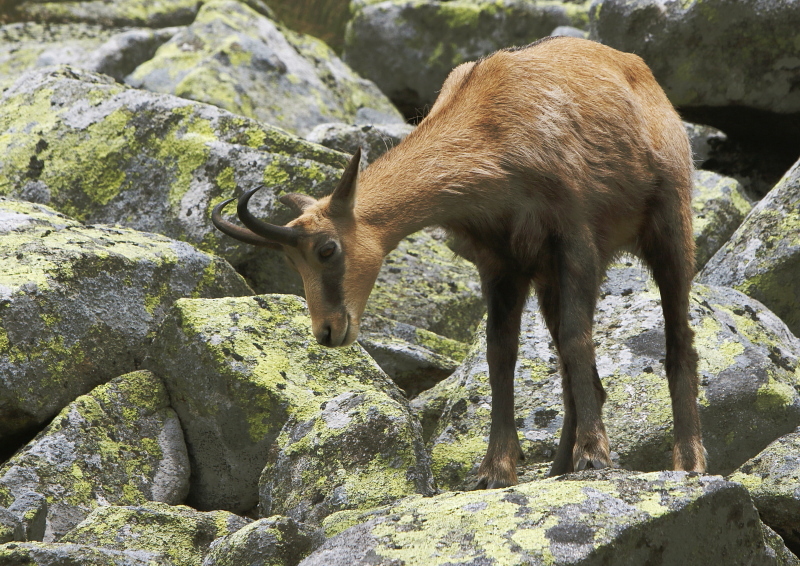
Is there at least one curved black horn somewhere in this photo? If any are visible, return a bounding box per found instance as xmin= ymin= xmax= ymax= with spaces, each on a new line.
xmin=211 ymin=198 xmax=282 ymax=250
xmin=237 ymin=187 xmax=300 ymax=248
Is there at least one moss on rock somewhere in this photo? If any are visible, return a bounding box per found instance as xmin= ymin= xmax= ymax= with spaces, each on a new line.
xmin=0 ymin=65 xmax=346 ymax=264
xmin=729 ymin=428 xmax=800 ymax=554
xmin=61 ymin=501 xmax=249 ymax=566
xmin=692 ymin=169 xmax=752 ymax=269
xmin=0 ymin=371 xmax=190 ymax=542
xmin=698 ymin=156 xmax=800 ymax=337
xmin=126 ymin=0 xmax=402 ymax=137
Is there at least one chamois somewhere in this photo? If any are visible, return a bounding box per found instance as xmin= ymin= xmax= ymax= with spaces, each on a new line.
xmin=213 ymin=36 xmax=706 ymax=488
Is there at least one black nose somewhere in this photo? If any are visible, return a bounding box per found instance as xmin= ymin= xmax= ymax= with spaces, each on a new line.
xmin=319 ymin=324 xmax=333 ymax=346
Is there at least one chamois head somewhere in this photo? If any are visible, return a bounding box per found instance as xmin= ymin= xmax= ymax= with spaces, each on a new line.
xmin=212 ymin=149 xmax=383 ymax=347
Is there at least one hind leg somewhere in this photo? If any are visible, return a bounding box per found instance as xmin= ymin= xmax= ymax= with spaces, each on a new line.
xmin=640 ymin=183 xmax=706 ymax=472
xmin=541 ymin=234 xmax=610 ymax=476
xmin=474 ymin=272 xmax=530 ymax=489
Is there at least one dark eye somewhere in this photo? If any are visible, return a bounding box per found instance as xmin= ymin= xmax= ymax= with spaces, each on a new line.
xmin=318 ymin=241 xmax=337 ymax=260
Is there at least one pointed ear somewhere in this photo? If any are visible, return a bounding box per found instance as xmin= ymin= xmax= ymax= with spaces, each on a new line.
xmin=279 ymin=193 xmax=317 ymax=216
xmin=329 ymin=147 xmax=361 ymax=217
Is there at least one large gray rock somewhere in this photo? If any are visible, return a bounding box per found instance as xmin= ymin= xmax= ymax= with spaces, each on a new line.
xmin=425 ymin=264 xmax=800 ymax=491
xmin=61 ymin=502 xmax=250 ymax=566
xmin=127 ymin=0 xmax=403 ymax=137
xmin=144 ymin=294 xmax=433 ymax=515
xmin=698 ymin=156 xmax=800 ymax=337
xmin=357 ymin=313 xmax=469 ymax=397
xmin=259 ymin=388 xmax=434 ymax=525
xmin=692 ymin=170 xmax=752 ymax=269
xmin=367 ymin=229 xmax=483 ymax=343
xmin=589 ymin=0 xmax=800 ymax=113
xmin=305 ymin=122 xmax=414 ymax=165
xmin=202 ymin=516 xmax=314 ymax=566
xmin=0 ymin=23 xmax=180 ymax=89
xmin=344 ymin=0 xmax=591 ymax=113
xmin=0 ymin=65 xmax=347 ymax=264
xmin=0 ymin=542 xmax=167 ymax=566
xmin=305 ymin=471 xmax=794 ymax=565
xmin=729 ymin=428 xmax=800 ymax=554
xmin=0 ymin=199 xmax=251 ymax=441
xmin=8 ymin=0 xmax=268 ymax=29
xmin=0 ymin=371 xmax=190 ymax=542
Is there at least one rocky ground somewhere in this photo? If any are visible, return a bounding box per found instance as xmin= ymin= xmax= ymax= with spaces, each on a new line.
xmin=0 ymin=0 xmax=799 ymax=564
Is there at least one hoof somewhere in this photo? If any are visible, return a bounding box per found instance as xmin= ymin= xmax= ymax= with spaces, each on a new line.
xmin=574 ymin=457 xmax=609 ymax=472
xmin=472 ymin=477 xmax=515 ymax=490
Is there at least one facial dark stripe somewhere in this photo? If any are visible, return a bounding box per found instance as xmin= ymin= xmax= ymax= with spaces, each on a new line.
xmin=321 ymin=250 xmax=345 ymax=307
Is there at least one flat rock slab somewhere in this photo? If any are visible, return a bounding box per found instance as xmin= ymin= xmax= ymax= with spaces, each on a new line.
xmin=698 ymin=156 xmax=800 ymax=338
xmin=307 ymin=471 xmax=789 ymax=566
xmin=0 ymin=198 xmax=251 ymax=441
xmin=145 ymin=294 xmax=433 ymax=516
xmin=0 ymin=371 xmax=190 ymax=542
xmin=127 ymin=0 xmax=403 ymax=136
xmin=589 ymin=0 xmax=800 ymax=113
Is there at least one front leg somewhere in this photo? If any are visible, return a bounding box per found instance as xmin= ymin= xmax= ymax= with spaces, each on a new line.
xmin=475 ymin=273 xmax=530 ymax=489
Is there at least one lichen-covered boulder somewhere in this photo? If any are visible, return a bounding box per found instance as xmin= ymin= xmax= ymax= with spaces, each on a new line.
xmin=426 ymin=264 xmax=800 ymax=491
xmin=305 ymin=122 xmax=414 ymax=165
xmin=0 ymin=371 xmax=190 ymax=542
xmin=589 ymin=0 xmax=800 ymax=113
xmin=729 ymin=428 xmax=800 ymax=554
xmin=267 ymin=0 xmax=351 ymax=53
xmin=8 ymin=0 xmax=272 ymax=29
xmin=305 ymin=471 xmax=790 ymax=566
xmin=698 ymin=157 xmax=800 ymax=338
xmin=61 ymin=502 xmax=250 ymax=566
xmin=692 ymin=170 xmax=752 ymax=269
xmin=0 ymin=199 xmax=251 ymax=441
xmin=0 ymin=542 xmax=167 ymax=566
xmin=259 ymin=388 xmax=433 ymax=524
xmin=202 ymin=515 xmax=314 ymax=566
xmin=126 ymin=0 xmax=403 ymax=137
xmin=367 ymin=229 xmax=483 ymax=343
xmin=144 ymin=294 xmax=433 ymax=515
xmin=344 ymin=0 xmax=591 ymax=113
xmin=358 ymin=313 xmax=468 ymax=397
xmin=0 ymin=65 xmax=347 ymax=262
xmin=0 ymin=23 xmax=180 ymax=89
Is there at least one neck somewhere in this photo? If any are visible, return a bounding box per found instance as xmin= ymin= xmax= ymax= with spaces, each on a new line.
xmin=354 ymin=128 xmax=504 ymax=253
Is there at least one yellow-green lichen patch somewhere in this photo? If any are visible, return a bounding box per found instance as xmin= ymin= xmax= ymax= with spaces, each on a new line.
xmin=413 ymin=327 xmax=470 ymax=362
xmin=755 ymin=378 xmax=796 ymax=413
xmin=430 ymin=432 xmax=489 ymax=491
xmin=693 ymin=317 xmax=745 ymax=376
xmin=61 ymin=502 xmax=248 ymax=566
